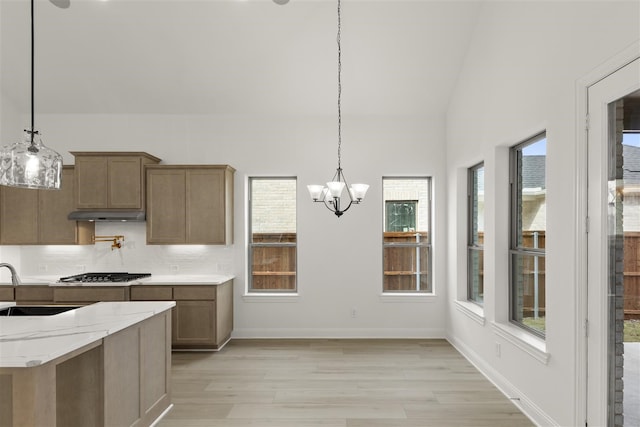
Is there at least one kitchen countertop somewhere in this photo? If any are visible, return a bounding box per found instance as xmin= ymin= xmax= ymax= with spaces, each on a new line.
xmin=3 ymin=274 xmax=235 ymax=287
xmin=0 ymin=301 xmax=175 ymax=368
xmin=0 ymin=301 xmax=16 ymax=310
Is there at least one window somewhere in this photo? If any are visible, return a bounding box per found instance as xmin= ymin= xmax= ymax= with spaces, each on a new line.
xmin=510 ymin=133 xmax=546 ymax=336
xmin=468 ymin=162 xmax=484 ymax=305
xmin=248 ymin=177 xmax=297 ymax=292
xmin=382 ymin=177 xmax=431 ymax=293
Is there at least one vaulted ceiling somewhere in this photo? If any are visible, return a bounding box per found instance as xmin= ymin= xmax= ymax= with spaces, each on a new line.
xmin=1 ymin=0 xmax=482 ymax=116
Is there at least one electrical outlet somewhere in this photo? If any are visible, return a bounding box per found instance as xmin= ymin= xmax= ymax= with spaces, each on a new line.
xmin=170 ymin=265 xmax=179 ymax=273
xmin=351 ymin=308 xmax=357 ymax=318
xmin=38 ymin=264 xmax=48 ymax=273
xmin=75 ymin=265 xmax=86 ymax=273
xmin=495 ymin=342 xmax=501 ymax=358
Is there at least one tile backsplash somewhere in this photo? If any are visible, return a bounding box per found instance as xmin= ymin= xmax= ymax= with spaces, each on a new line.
xmin=14 ymin=222 xmax=235 ymax=278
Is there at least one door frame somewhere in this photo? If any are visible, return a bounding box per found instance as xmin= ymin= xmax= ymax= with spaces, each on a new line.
xmin=576 ymin=41 xmax=640 ymax=426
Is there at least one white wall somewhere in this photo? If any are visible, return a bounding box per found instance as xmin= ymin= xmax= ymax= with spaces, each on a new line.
xmin=10 ymin=111 xmax=448 ymax=338
xmin=446 ymin=1 xmax=640 ymax=426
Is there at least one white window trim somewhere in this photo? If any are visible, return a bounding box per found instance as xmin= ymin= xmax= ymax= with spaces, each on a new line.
xmin=491 ymin=321 xmax=549 ymax=365
xmin=379 ymin=293 xmax=437 ymax=303
xmin=455 ymin=300 xmax=485 ymax=326
xmin=242 ymin=293 xmax=299 ymax=303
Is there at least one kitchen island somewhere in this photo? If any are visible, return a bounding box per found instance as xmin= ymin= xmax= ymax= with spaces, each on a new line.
xmin=4 ymin=275 xmax=234 ymax=351
xmin=0 ymin=301 xmax=174 ymax=427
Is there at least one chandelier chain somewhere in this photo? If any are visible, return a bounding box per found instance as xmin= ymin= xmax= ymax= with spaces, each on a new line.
xmin=30 ymin=0 xmax=36 ymax=141
xmin=337 ymin=0 xmax=342 ymax=169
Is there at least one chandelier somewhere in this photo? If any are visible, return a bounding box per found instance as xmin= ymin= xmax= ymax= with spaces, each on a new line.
xmin=307 ymin=0 xmax=368 ymax=217
xmin=0 ymin=0 xmax=63 ymax=190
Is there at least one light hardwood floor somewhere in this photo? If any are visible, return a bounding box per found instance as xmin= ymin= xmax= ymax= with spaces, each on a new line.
xmin=158 ymin=339 xmax=534 ymax=427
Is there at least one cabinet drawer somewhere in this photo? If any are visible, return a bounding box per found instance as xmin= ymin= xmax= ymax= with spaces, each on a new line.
xmin=54 ymin=287 xmax=128 ymax=302
xmin=15 ymin=286 xmax=53 ymax=302
xmin=0 ymin=286 xmax=14 ymax=301
xmin=131 ymin=286 xmax=173 ymax=301
xmin=173 ymin=286 xmax=215 ymax=300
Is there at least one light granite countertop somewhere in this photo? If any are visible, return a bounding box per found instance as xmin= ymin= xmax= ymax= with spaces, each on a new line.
xmin=0 ymin=301 xmax=175 ymax=368
xmin=3 ymin=274 xmax=234 ymax=287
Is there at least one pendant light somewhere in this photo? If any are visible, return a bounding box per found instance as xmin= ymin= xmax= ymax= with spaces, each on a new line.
xmin=0 ymin=0 xmax=63 ymax=190
xmin=307 ymin=0 xmax=368 ymax=217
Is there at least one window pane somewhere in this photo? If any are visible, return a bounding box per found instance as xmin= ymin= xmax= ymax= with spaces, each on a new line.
xmin=510 ymin=132 xmax=547 ymax=336
xmin=468 ymin=248 xmax=484 ymax=304
xmin=516 ymin=137 xmax=546 ymax=249
xmin=470 ymin=164 xmax=484 ymax=246
xmin=511 ymin=253 xmax=546 ymax=335
xmin=251 ymin=179 xmax=297 ymax=239
xmin=468 ymin=163 xmax=484 ymax=305
xmin=251 ymin=246 xmax=296 ymax=291
xmin=386 ymin=201 xmax=417 ymax=232
xmin=383 ymin=245 xmax=429 ymax=292
xmin=382 ymin=177 xmax=431 ymax=293
xmin=383 ymin=178 xmax=430 ymax=233
xmin=249 ymin=178 xmax=297 ymax=292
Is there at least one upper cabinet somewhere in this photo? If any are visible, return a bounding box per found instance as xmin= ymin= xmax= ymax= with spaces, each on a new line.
xmin=146 ymin=165 xmax=234 ymax=245
xmin=71 ymin=152 xmax=161 ymax=210
xmin=0 ymin=166 xmax=95 ymax=245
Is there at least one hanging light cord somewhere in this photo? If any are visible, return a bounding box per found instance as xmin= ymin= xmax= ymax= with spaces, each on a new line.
xmin=336 ymin=0 xmax=342 ymax=170
xmin=28 ymin=0 xmax=39 ymax=152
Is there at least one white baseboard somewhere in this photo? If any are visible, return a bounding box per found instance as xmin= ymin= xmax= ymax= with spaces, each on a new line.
xmin=232 ymin=327 xmax=445 ymax=339
xmin=447 ymin=334 xmax=558 ymax=427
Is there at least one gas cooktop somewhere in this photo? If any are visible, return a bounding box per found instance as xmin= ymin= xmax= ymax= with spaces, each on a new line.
xmin=59 ymin=272 xmax=152 ymax=283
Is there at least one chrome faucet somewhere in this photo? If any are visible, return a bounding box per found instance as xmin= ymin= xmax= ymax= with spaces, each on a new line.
xmin=0 ymin=263 xmax=21 ymax=286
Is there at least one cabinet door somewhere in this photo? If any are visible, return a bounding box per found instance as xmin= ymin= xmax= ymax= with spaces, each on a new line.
xmin=15 ymin=286 xmax=53 ymax=304
xmin=172 ymin=300 xmax=216 ymax=347
xmin=187 ymin=169 xmax=226 ymax=244
xmin=130 ymin=286 xmax=173 ymax=300
xmin=75 ymin=156 xmax=108 ymax=208
xmin=39 ymin=167 xmax=77 ymax=244
xmin=0 ymin=286 xmax=14 ymax=301
xmin=54 ymin=287 xmax=129 ymax=303
xmin=147 ymin=169 xmax=186 ymax=243
xmin=0 ymin=185 xmax=38 ymax=244
xmin=108 ymin=157 xmax=142 ymax=209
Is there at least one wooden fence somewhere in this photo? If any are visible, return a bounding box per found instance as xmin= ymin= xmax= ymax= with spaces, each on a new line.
xmin=249 ymin=231 xmax=640 ymax=317
xmin=625 ymin=232 xmax=640 ymax=319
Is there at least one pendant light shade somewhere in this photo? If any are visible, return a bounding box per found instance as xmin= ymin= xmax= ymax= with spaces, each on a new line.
xmin=0 ymin=130 xmax=62 ymax=190
xmin=0 ymin=0 xmax=63 ymax=190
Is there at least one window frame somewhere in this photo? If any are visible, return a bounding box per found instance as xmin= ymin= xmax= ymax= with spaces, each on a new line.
xmin=509 ymin=132 xmax=546 ymax=338
xmin=382 ymin=176 xmax=432 ymax=294
xmin=467 ymin=162 xmax=484 ymax=305
xmin=248 ymin=176 xmax=298 ymax=294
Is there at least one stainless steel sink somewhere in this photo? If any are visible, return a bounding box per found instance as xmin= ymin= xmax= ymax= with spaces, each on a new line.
xmin=0 ymin=306 xmax=80 ymax=316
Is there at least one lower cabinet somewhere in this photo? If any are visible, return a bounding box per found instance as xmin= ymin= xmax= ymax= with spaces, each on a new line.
xmin=131 ymin=280 xmax=233 ymax=350
xmin=15 ymin=286 xmax=54 ymax=304
xmin=53 ymin=286 xmax=129 ymax=304
xmin=9 ymin=281 xmax=233 ymax=351
xmin=0 ymin=286 xmax=14 ymax=301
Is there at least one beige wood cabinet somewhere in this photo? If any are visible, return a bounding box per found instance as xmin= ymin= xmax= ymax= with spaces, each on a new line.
xmin=0 ymin=286 xmax=14 ymax=301
xmin=146 ymin=165 xmax=234 ymax=244
xmin=0 ymin=167 xmax=95 ymax=245
xmin=14 ymin=286 xmax=53 ymax=304
xmin=131 ymin=281 xmax=234 ymax=350
xmin=53 ymin=286 xmax=130 ymax=304
xmin=71 ymin=152 xmax=160 ymax=210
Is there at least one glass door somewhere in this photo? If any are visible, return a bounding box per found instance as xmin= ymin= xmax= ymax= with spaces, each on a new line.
xmin=587 ymin=58 xmax=640 ymax=427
